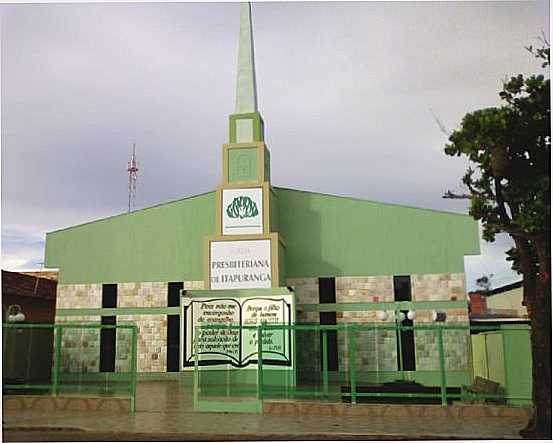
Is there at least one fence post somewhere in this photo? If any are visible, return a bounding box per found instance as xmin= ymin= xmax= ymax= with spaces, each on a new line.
xmin=193 ymin=329 xmax=199 ymax=411
xmin=437 ymin=326 xmax=447 ymax=406
xmin=348 ymin=324 xmax=357 ymax=405
xmin=52 ymin=324 xmax=62 ymax=396
xmin=130 ymin=325 xmax=138 ymax=413
xmin=397 ymin=311 xmax=405 ymax=380
xmin=322 ymin=329 xmax=329 ymax=398
xmin=257 ymin=323 xmax=264 ymax=403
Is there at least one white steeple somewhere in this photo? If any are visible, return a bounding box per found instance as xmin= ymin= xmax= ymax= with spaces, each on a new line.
xmin=235 ymin=2 xmax=258 ymax=114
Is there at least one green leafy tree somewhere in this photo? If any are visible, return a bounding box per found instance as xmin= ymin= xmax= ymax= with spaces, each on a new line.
xmin=444 ymin=43 xmax=550 ymax=438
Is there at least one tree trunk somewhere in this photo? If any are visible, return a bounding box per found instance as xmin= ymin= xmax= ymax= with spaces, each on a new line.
xmin=518 ymin=236 xmax=551 ymax=439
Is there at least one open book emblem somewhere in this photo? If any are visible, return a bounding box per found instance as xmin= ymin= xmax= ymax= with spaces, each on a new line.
xmin=183 ymin=297 xmax=292 ymax=368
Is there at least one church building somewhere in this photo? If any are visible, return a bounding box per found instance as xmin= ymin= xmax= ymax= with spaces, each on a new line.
xmin=44 ymin=3 xmax=479 ymax=386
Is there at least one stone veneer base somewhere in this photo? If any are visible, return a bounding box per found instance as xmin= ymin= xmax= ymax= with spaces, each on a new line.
xmin=3 ymin=395 xmax=131 ymax=413
xmin=262 ymin=401 xmax=532 ymax=418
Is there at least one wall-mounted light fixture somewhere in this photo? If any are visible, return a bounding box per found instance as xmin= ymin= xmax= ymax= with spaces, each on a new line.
xmin=377 ymin=311 xmax=388 ymax=321
xmin=6 ymin=304 xmax=26 ymax=323
xmin=406 ymin=310 xmax=416 ymax=321
xmin=432 ymin=310 xmax=446 ymax=322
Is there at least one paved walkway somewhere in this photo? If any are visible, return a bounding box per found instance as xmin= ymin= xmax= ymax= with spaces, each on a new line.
xmin=3 ymin=381 xmax=529 ymax=441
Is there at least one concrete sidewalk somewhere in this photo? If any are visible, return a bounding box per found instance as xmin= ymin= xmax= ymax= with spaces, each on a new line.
xmin=2 ymin=381 xmax=530 ymax=441
xmin=2 ymin=408 xmax=530 ymax=441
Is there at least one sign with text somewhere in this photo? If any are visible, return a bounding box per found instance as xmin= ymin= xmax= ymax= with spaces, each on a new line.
xmin=181 ymin=294 xmax=293 ymax=369
xmin=210 ymin=239 xmax=272 ymax=290
xmin=222 ymin=188 xmax=263 ymax=235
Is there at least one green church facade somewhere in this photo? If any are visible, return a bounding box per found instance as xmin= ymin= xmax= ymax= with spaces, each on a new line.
xmin=44 ymin=2 xmax=480 ymax=384
xmin=45 ymin=189 xmax=478 ymax=286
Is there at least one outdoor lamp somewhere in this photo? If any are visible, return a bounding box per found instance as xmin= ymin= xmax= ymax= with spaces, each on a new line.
xmin=406 ymin=310 xmax=416 ymax=321
xmin=432 ymin=310 xmax=446 ymax=322
xmin=6 ymin=305 xmax=25 ymax=323
xmin=395 ymin=311 xmax=405 ymax=321
xmin=377 ymin=311 xmax=388 ymax=321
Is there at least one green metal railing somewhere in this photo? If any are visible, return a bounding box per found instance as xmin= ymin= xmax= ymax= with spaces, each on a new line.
xmin=2 ymin=323 xmax=138 ymax=412
xmin=193 ymin=322 xmax=532 ymax=412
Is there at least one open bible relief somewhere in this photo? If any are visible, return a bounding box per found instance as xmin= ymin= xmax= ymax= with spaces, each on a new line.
xmin=182 ymin=295 xmax=293 ymax=368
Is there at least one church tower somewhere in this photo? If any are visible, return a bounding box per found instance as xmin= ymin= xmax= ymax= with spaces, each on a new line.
xmin=180 ymin=2 xmax=294 ymax=375
xmin=204 ymin=2 xmax=285 ymax=290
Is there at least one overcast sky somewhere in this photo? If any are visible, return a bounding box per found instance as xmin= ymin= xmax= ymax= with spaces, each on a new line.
xmin=1 ymin=1 xmax=549 ymax=290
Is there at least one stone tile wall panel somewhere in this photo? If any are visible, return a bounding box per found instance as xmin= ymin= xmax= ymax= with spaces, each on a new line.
xmin=55 ymin=316 xmax=101 ymax=373
xmin=335 ymin=276 xmax=394 ymax=303
xmin=118 ymin=314 xmax=167 ymax=373
xmin=117 ymin=282 xmax=167 ymax=308
xmin=411 ymin=273 xmax=466 ymax=301
xmin=414 ymin=308 xmax=470 ymax=371
xmin=57 ymin=284 xmax=102 ymax=309
xmin=287 ymin=278 xmax=319 ymax=305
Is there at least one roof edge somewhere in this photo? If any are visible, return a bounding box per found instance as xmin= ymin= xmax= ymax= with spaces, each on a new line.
xmin=46 ymin=185 xmax=475 ymax=237
xmin=46 ymin=189 xmax=216 ymax=235
xmin=273 ymin=186 xmax=473 ymax=218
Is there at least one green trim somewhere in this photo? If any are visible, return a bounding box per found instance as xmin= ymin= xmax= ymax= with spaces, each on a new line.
xmin=183 ymin=287 xmax=293 ymax=299
xmin=322 ymin=331 xmax=328 ymax=397
xmin=2 ymin=322 xmax=137 ymax=329
xmin=437 ymin=327 xmax=447 ymax=405
xmin=229 ymin=112 xmax=264 ymax=143
xmin=56 ymin=307 xmax=181 ymax=317
xmin=4 ymin=384 xmax=53 ymax=390
xmin=137 ymin=372 xmax=190 ymax=381
xmin=297 ymin=300 xmax=468 ymax=312
xmin=53 ymin=325 xmax=62 ymax=396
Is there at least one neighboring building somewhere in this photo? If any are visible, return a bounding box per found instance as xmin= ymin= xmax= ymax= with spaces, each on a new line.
xmin=2 ymin=270 xmax=57 ymax=323
xmin=43 ymin=3 xmax=479 ymax=385
xmin=468 ymin=280 xmax=531 ymax=406
xmin=19 ymin=270 xmax=59 ymax=282
xmin=2 ymin=270 xmax=58 ymax=386
xmin=469 ymin=280 xmax=527 ymax=321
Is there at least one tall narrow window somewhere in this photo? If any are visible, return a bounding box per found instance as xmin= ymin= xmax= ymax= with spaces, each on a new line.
xmin=393 ymin=276 xmax=416 ymax=371
xmin=100 ymin=284 xmax=117 ymax=372
xmin=167 ymin=282 xmax=183 ymax=372
xmin=393 ymin=276 xmax=411 ymax=302
xmin=319 ymin=277 xmax=338 ymax=371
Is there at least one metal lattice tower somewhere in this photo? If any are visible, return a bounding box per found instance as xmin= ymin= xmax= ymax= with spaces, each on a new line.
xmin=127 ymin=143 xmax=139 ymax=212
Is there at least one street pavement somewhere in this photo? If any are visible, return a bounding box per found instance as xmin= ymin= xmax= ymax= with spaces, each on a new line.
xmin=3 ymin=381 xmax=529 ymax=441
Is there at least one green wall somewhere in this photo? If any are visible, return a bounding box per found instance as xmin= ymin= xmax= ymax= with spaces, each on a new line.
xmin=45 ymin=187 xmax=479 ymax=285
xmin=277 ymin=188 xmax=479 ymax=277
xmin=45 ymin=192 xmax=216 ymax=284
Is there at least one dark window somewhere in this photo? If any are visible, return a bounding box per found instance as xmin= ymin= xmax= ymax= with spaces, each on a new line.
xmin=100 ymin=284 xmax=117 ymax=372
xmin=102 ymin=284 xmax=117 ymax=308
xmin=393 ymin=276 xmax=412 ymax=301
xmin=318 ymin=277 xmax=338 ymax=372
xmin=393 ymin=277 xmax=415 ymax=371
xmin=167 ymin=282 xmax=183 ymax=372
xmin=100 ymin=316 xmax=116 ymax=372
xmin=397 ymin=311 xmax=416 ymax=371
xmin=168 ymin=282 xmax=183 ymax=308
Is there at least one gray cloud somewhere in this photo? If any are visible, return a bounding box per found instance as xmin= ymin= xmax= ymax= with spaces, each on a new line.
xmin=1 ymin=1 xmax=547 ymax=288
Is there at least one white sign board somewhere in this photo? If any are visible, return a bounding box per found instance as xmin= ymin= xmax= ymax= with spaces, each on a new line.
xmin=181 ymin=294 xmax=294 ymax=369
xmin=210 ymin=239 xmax=272 ymax=290
xmin=222 ymin=188 xmax=263 ymax=235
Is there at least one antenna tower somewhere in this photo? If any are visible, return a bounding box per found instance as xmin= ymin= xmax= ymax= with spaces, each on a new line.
xmin=127 ymin=143 xmax=139 ymax=212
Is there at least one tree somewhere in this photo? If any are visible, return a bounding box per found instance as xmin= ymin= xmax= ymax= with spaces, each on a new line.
xmin=444 ymin=44 xmax=550 ymax=438
xmin=475 ymin=274 xmax=493 ymax=293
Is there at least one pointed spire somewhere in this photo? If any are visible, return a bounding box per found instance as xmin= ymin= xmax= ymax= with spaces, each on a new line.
xmin=235 ymin=2 xmax=258 ymax=114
